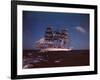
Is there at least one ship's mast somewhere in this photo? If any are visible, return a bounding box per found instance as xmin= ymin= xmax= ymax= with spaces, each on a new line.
xmin=45 ymin=27 xmax=54 ymax=48
xmin=53 ymin=30 xmax=61 ymax=48
xmin=60 ymin=28 xmax=69 ymax=48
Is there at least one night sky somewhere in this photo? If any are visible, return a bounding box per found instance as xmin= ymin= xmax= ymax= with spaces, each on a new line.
xmin=23 ymin=11 xmax=89 ymax=50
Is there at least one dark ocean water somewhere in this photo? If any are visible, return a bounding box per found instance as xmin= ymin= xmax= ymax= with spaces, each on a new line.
xmin=23 ymin=50 xmax=89 ymax=69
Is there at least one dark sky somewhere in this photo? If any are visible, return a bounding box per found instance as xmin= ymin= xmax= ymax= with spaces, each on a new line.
xmin=23 ymin=11 xmax=89 ymax=50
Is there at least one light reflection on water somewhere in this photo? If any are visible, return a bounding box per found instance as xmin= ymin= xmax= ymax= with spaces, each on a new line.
xmin=23 ymin=53 xmax=62 ymax=68
xmin=23 ymin=54 xmax=49 ymax=68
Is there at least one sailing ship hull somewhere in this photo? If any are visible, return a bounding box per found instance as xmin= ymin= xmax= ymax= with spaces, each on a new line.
xmin=40 ymin=48 xmax=72 ymax=52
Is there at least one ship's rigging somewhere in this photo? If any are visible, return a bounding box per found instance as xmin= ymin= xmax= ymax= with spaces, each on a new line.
xmin=36 ymin=27 xmax=70 ymax=50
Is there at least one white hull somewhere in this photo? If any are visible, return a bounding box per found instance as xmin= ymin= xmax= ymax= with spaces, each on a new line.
xmin=40 ymin=48 xmax=72 ymax=52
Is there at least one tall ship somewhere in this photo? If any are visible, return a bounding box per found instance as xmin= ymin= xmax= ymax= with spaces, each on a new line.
xmin=35 ymin=27 xmax=72 ymax=52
